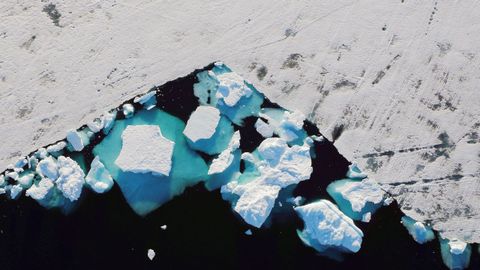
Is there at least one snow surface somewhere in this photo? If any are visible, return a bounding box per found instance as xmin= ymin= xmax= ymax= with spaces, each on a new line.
xmin=183 ymin=106 xmax=221 ymax=143
xmin=295 ymin=199 xmax=363 ymax=253
xmin=115 ymin=125 xmax=174 ymax=176
xmin=0 ymin=0 xmax=479 ymax=243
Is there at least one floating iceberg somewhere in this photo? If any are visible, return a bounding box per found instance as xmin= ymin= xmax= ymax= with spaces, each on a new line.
xmin=147 ymin=249 xmax=156 ymax=260
xmin=86 ymin=156 xmax=114 ymax=193
xmin=295 ymin=199 xmax=363 ymax=253
xmin=206 ymin=131 xmax=241 ymax=190
xmin=401 ymin=216 xmax=435 ymax=244
xmin=221 ymin=137 xmax=312 ymax=228
xmin=115 ymin=125 xmax=174 ymax=177
xmin=327 ymin=178 xmax=385 ymax=221
xmin=440 ymin=238 xmax=471 ymax=270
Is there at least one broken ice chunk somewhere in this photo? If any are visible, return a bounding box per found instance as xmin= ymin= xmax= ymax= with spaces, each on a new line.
xmin=66 ymin=129 xmax=90 ymax=152
xmin=206 ymin=131 xmax=241 ymax=190
xmin=134 ymin=91 xmax=157 ymax=110
xmin=161 ymin=225 xmax=167 ymax=230
xmin=327 ymin=178 xmax=385 ymax=221
xmin=216 ymin=72 xmax=253 ymax=107
xmin=86 ymin=156 xmax=114 ymax=193
xmin=0 ymin=175 xmax=5 ymax=186
xmin=221 ymin=137 xmax=312 ymax=228
xmin=9 ymin=184 xmax=23 ymax=199
xmin=147 ymin=249 xmax=156 ymax=260
xmin=295 ymin=199 xmax=364 ymax=253
xmin=401 ymin=216 xmax=435 ymax=244
xmin=287 ymin=196 xmax=305 ymax=206
xmin=361 ymin=212 xmax=371 ymax=222
xmin=259 ymin=108 xmax=307 ymax=144
xmin=6 ymin=171 xmax=18 ymax=181
xmin=255 ymin=118 xmax=274 ymax=138
xmin=184 ymin=106 xmax=220 ymax=142
xmin=35 ymin=148 xmax=48 ymax=159
xmin=115 ymin=125 xmax=174 ymax=177
xmin=55 ymin=156 xmax=85 ymax=201
xmin=15 ymin=158 xmax=28 ymax=168
xmin=102 ymin=111 xmax=116 ymax=134
xmin=36 ymin=156 xmax=58 ymax=180
xmin=184 ymin=106 xmax=234 ymax=155
xmin=440 ymin=238 xmax=471 ymax=270
xmin=46 ymin=141 xmax=67 ymax=154
xmin=122 ymin=104 xmax=135 ymax=118
xmin=17 ymin=172 xmax=34 ymax=188
xmin=346 ymin=164 xmax=368 ymax=179
xmin=245 ymin=229 xmax=252 ymax=235
xmin=26 ymin=178 xmax=54 ymax=200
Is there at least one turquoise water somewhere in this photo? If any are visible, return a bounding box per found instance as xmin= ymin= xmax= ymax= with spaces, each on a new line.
xmin=93 ymin=108 xmax=208 ymax=216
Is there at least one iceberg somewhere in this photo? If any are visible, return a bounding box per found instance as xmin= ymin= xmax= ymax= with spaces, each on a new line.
xmin=440 ymin=238 xmax=471 ymax=270
xmin=295 ymin=199 xmax=363 ymax=253
xmin=206 ymin=131 xmax=241 ymax=190
xmin=134 ymin=91 xmax=157 ymax=110
xmin=86 ymin=156 xmax=114 ymax=193
xmin=221 ymin=137 xmax=312 ymax=228
xmin=115 ymin=125 xmax=174 ymax=177
xmin=66 ymin=129 xmax=90 ymax=152
xmin=327 ymin=178 xmax=385 ymax=221
xmin=147 ymin=249 xmax=156 ymax=260
xmin=55 ymin=156 xmax=85 ymax=202
xmin=400 ymin=216 xmax=435 ymax=244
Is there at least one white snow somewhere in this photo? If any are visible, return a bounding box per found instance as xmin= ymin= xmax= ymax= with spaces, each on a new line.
xmin=221 ymin=137 xmax=312 ymax=228
xmin=26 ymin=178 xmax=54 ymax=200
xmin=115 ymin=125 xmax=174 ymax=176
xmin=254 ymin=119 xmax=274 ymax=138
xmin=66 ymin=130 xmax=86 ymax=151
xmin=147 ymin=249 xmax=155 ymax=260
xmin=55 ymin=156 xmax=85 ymax=201
xmin=216 ymin=72 xmax=252 ymax=107
xmin=208 ymin=131 xmax=240 ymax=175
xmin=85 ymin=156 xmax=114 ymax=193
xmin=295 ymin=199 xmax=364 ymax=253
xmin=183 ymin=106 xmax=221 ymax=143
xmin=122 ymin=104 xmax=135 ymax=118
xmin=36 ymin=156 xmax=58 ymax=180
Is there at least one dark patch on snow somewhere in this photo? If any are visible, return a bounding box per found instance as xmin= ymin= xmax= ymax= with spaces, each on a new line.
xmin=281 ymin=54 xmax=303 ymax=69
xmin=42 ymin=3 xmax=62 ymax=27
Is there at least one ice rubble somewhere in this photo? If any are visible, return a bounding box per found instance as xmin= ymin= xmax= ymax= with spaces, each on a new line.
xmin=295 ymin=199 xmax=364 ymax=253
xmin=221 ymin=137 xmax=312 ymax=228
xmin=115 ymin=125 xmax=174 ymax=177
xmin=400 ymin=216 xmax=435 ymax=244
xmin=327 ymin=178 xmax=385 ymax=222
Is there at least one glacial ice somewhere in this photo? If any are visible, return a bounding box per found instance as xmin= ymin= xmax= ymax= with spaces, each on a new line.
xmin=115 ymin=125 xmax=174 ymax=177
xmin=183 ymin=106 xmax=234 ymax=155
xmin=440 ymin=238 xmax=471 ymax=270
xmin=206 ymin=131 xmax=241 ymax=190
xmin=295 ymin=199 xmax=364 ymax=253
xmin=221 ymin=137 xmax=312 ymax=228
xmin=93 ymin=108 xmax=208 ymax=216
xmin=400 ymin=216 xmax=435 ymax=244
xmin=327 ymin=178 xmax=385 ymax=221
xmin=86 ymin=156 xmax=114 ymax=193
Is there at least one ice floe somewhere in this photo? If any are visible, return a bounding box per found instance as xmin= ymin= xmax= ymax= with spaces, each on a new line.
xmin=295 ymin=199 xmax=363 ymax=253
xmin=115 ymin=125 xmax=174 ymax=177
xmin=401 ymin=216 xmax=435 ymax=244
xmin=86 ymin=156 xmax=114 ymax=193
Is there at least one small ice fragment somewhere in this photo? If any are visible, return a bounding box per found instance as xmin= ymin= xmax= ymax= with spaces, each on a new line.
xmin=26 ymin=178 xmax=54 ymax=200
xmin=17 ymin=173 xmax=34 ymax=188
xmin=115 ymin=125 xmax=175 ymax=176
xmin=122 ymin=104 xmax=135 ymax=118
xmin=36 ymin=156 xmax=58 ymax=180
xmin=67 ymin=130 xmax=88 ymax=151
xmin=6 ymin=171 xmax=18 ymax=180
xmin=35 ymin=148 xmax=48 ymax=159
xmin=134 ymin=91 xmax=157 ymax=110
xmin=208 ymin=131 xmax=240 ymax=175
xmin=362 ymin=212 xmax=371 ymax=222
xmin=346 ymin=164 xmax=368 ymax=179
xmin=161 ymin=225 xmax=167 ymax=230
xmin=0 ymin=175 xmax=5 ymax=186
xmin=383 ymin=197 xmax=394 ymax=205
xmin=0 ymin=188 xmax=5 ymax=195
xmin=401 ymin=216 xmax=435 ymax=244
xmin=47 ymin=141 xmax=67 ymax=154
xmin=183 ymin=106 xmax=221 ymax=143
xmin=245 ymin=229 xmax=252 ymax=235
xmin=55 ymin=156 xmax=85 ymax=201
xmin=85 ymin=156 xmax=114 ymax=193
xmin=287 ymin=196 xmax=305 ymax=206
xmin=102 ymin=111 xmax=116 ymax=134
xmin=15 ymin=158 xmax=27 ymax=168
xmin=255 ymin=119 xmax=274 ymax=138
xmin=440 ymin=238 xmax=471 ymax=270
xmin=87 ymin=118 xmax=104 ymax=133
xmin=295 ymin=200 xmax=364 ymax=253
xmin=278 ymin=201 xmax=283 ymax=207
xmin=9 ymin=184 xmax=23 ymax=199
xmin=147 ymin=249 xmax=155 ymax=261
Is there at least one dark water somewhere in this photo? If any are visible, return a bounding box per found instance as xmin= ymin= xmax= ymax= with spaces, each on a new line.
xmin=0 ymin=65 xmax=477 ymax=270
